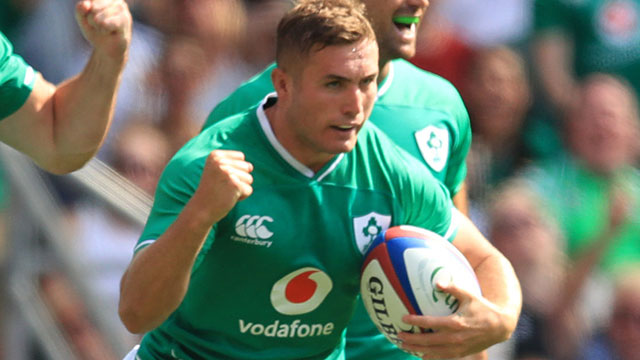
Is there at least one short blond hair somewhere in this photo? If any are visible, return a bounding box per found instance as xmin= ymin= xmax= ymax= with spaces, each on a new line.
xmin=275 ymin=0 xmax=375 ymax=70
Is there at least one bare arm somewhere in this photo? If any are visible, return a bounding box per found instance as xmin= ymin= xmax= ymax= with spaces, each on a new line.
xmin=452 ymin=183 xmax=469 ymax=216
xmin=452 ymin=214 xmax=522 ymax=337
xmin=399 ymin=214 xmax=522 ymax=359
xmin=118 ymin=198 xmax=219 ymax=334
xmin=532 ymin=31 xmax=577 ymax=115
xmin=452 ymin=185 xmax=488 ymax=360
xmin=0 ymin=0 xmax=132 ymax=174
xmin=119 ymin=150 xmax=253 ymax=334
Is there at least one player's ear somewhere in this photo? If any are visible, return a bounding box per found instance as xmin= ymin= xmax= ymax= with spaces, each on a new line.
xmin=272 ymin=67 xmax=292 ymax=99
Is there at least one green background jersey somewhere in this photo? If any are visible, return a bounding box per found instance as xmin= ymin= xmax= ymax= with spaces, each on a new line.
xmin=134 ymin=97 xmax=458 ymax=360
xmin=0 ymin=31 xmax=36 ymax=120
xmin=534 ymin=0 xmax=640 ymax=97
xmin=202 ymin=60 xmax=471 ymax=360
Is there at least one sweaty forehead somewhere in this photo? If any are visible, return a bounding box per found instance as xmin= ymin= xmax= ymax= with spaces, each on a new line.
xmin=307 ymin=40 xmax=377 ymax=65
xmin=348 ymin=39 xmax=378 ymax=58
xmin=293 ymin=44 xmax=377 ymax=86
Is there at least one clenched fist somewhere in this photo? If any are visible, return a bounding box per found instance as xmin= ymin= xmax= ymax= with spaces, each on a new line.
xmin=191 ymin=150 xmax=254 ymax=225
xmin=75 ymin=0 xmax=132 ymax=61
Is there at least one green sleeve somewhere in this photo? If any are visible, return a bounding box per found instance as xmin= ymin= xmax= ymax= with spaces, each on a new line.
xmin=201 ymin=63 xmax=276 ymax=132
xmin=134 ymin=151 xmax=206 ymax=253
xmin=0 ymin=31 xmax=36 ymax=120
xmin=444 ymin=87 xmax=472 ymax=197
xmin=395 ymin=145 xmax=458 ymax=242
xmin=404 ymin=175 xmax=457 ymax=242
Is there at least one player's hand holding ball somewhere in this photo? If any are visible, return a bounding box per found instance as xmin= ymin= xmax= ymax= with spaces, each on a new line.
xmin=75 ymin=0 xmax=132 ymax=61
xmin=399 ymin=280 xmax=506 ymax=359
xmin=361 ymin=225 xmax=502 ymax=359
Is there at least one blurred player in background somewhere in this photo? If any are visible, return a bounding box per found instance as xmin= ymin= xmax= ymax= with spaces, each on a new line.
xmin=200 ymin=0 xmax=488 ymax=358
xmin=118 ymin=1 xmax=521 ymax=359
xmin=0 ymin=0 xmax=131 ymax=174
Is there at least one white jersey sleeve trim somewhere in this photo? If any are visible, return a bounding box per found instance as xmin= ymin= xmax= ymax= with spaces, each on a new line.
xmin=23 ymin=66 xmax=35 ymax=86
xmin=134 ymin=239 xmax=155 ymax=253
xmin=443 ymin=207 xmax=462 ymax=242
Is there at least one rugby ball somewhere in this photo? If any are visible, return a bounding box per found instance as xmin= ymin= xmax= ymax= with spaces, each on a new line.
xmin=360 ymin=225 xmax=482 ymax=352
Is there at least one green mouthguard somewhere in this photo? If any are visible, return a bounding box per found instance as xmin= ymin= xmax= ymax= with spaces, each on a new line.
xmin=393 ymin=16 xmax=420 ymax=25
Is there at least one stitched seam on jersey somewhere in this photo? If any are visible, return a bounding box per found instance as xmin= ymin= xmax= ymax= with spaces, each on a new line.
xmin=256 ymin=93 xmax=315 ymax=178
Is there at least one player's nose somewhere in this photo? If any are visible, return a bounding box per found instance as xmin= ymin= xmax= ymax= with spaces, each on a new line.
xmin=342 ymin=86 xmax=365 ymax=118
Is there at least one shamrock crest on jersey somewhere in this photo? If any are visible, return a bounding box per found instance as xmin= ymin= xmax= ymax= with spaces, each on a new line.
xmin=363 ymin=217 xmax=382 ymax=240
xmin=353 ymin=212 xmax=391 ymax=254
xmin=415 ymin=125 xmax=450 ymax=173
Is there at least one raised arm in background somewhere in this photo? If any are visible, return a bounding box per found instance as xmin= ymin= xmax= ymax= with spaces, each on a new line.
xmin=0 ymin=0 xmax=132 ymax=174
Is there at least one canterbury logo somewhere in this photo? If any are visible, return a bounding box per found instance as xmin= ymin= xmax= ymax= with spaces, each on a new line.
xmin=235 ymin=215 xmax=274 ymax=239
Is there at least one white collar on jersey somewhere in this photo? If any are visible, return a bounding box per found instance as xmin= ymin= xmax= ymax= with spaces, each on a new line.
xmin=256 ymin=93 xmax=345 ymax=180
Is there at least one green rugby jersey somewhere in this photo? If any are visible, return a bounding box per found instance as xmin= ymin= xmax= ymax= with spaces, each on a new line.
xmin=534 ymin=0 xmax=640 ymax=97
xmin=202 ymin=59 xmax=471 ymax=360
xmin=0 ymin=31 xmax=36 ymax=120
xmin=135 ymin=96 xmax=459 ymax=360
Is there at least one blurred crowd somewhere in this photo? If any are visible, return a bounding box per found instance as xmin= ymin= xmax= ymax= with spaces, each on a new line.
xmin=1 ymin=0 xmax=640 ymax=359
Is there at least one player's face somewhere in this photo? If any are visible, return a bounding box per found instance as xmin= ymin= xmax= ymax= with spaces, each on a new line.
xmin=360 ymin=0 xmax=429 ymax=64
xmin=283 ymin=40 xmax=379 ymax=171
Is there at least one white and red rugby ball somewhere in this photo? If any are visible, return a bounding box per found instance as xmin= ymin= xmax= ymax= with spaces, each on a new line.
xmin=360 ymin=225 xmax=482 ymax=350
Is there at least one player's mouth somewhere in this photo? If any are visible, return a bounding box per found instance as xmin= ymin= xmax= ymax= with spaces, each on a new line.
xmin=330 ymin=123 xmax=364 ymax=136
xmin=331 ymin=124 xmax=358 ymax=132
xmin=392 ymin=16 xmax=419 ymax=40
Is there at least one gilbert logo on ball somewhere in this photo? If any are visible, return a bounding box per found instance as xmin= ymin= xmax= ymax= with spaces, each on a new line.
xmin=271 ymin=267 xmax=333 ymax=315
xmin=360 ymin=225 xmax=481 ymax=351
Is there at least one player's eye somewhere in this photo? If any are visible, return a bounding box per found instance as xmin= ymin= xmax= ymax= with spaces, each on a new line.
xmin=326 ymin=80 xmax=341 ymax=89
xmin=361 ymin=76 xmax=376 ymax=86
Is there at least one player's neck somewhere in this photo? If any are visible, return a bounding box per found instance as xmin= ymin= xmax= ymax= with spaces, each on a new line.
xmin=264 ymin=103 xmax=332 ymax=173
xmin=378 ymin=61 xmax=392 ymax=85
xmin=264 ymin=101 xmax=282 ymax=132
